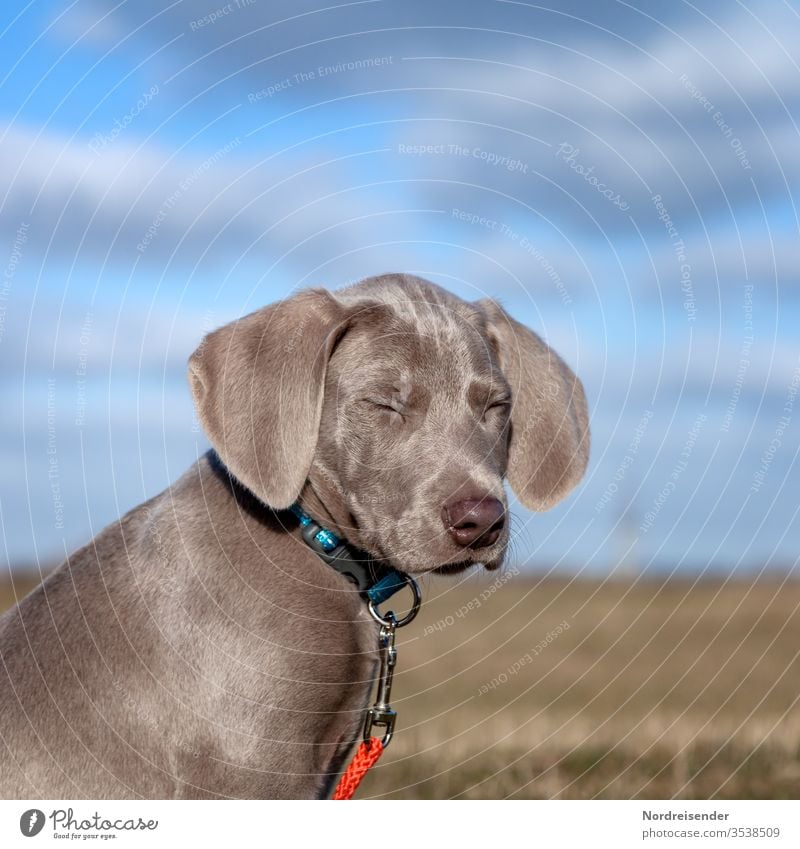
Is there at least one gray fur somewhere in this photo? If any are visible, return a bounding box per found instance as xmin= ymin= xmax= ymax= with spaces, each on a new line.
xmin=0 ymin=274 xmax=589 ymax=799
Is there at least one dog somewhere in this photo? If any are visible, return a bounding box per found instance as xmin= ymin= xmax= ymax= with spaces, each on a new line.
xmin=0 ymin=274 xmax=589 ymax=798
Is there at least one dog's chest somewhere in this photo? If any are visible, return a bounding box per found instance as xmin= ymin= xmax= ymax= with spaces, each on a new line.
xmin=176 ymin=603 xmax=380 ymax=798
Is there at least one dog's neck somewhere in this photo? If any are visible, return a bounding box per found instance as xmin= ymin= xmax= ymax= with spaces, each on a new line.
xmin=207 ymin=449 xmax=365 ymax=554
xmin=298 ymin=474 xmax=364 ymax=551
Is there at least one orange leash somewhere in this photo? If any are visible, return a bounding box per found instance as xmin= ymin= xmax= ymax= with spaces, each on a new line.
xmin=332 ymin=737 xmax=384 ymax=800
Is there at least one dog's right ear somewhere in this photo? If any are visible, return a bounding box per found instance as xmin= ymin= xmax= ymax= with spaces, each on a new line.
xmin=188 ymin=288 xmax=349 ymax=509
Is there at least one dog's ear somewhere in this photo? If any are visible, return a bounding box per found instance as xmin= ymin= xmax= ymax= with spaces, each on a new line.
xmin=478 ymin=298 xmax=590 ymax=511
xmin=188 ymin=288 xmax=350 ymax=508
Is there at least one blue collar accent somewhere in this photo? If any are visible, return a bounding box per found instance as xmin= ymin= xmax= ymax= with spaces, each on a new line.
xmin=289 ymin=504 xmax=409 ymax=607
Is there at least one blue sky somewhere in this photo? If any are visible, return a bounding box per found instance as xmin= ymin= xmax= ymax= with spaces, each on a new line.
xmin=2 ymin=0 xmax=799 ymax=575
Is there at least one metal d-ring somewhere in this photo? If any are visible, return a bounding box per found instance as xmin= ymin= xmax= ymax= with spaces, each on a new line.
xmin=367 ymin=573 xmax=422 ymax=629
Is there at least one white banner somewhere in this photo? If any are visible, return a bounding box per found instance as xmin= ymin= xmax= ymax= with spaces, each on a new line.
xmin=0 ymin=800 xmax=797 ymax=848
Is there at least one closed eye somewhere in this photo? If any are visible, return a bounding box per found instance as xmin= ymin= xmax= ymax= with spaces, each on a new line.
xmin=365 ymin=398 xmax=406 ymax=418
xmin=483 ymin=398 xmax=511 ymax=420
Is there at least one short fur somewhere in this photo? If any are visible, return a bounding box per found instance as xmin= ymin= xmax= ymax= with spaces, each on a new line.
xmin=0 ymin=274 xmax=589 ymax=798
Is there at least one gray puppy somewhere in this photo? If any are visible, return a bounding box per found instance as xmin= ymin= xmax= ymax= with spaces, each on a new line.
xmin=0 ymin=274 xmax=589 ymax=799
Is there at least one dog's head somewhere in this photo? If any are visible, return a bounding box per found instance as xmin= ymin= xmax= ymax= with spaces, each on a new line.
xmin=189 ymin=274 xmax=589 ymax=575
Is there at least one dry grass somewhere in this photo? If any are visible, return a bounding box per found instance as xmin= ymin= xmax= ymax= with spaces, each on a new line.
xmin=2 ymin=569 xmax=799 ymax=798
xmin=362 ymin=571 xmax=800 ymax=799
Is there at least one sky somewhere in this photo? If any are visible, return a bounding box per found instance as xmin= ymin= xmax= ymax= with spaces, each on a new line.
xmin=1 ymin=0 xmax=799 ymax=576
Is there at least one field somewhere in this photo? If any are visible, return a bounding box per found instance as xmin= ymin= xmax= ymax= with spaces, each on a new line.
xmin=363 ymin=572 xmax=800 ymax=799
xmin=3 ymin=570 xmax=799 ymax=799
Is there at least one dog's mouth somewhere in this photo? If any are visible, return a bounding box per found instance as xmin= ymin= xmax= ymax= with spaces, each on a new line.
xmin=432 ymin=560 xmax=476 ymax=576
xmin=374 ymin=548 xmax=505 ymax=576
xmin=429 ymin=544 xmax=506 ymax=575
xmin=357 ymin=519 xmax=508 ymax=576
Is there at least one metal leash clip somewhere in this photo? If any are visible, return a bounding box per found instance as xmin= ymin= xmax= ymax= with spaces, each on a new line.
xmin=363 ymin=574 xmax=421 ymax=747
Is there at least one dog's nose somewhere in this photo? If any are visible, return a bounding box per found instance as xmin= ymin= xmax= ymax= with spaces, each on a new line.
xmin=442 ymin=497 xmax=505 ymax=548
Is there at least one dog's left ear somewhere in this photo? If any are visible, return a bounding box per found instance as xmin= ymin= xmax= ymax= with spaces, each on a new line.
xmin=478 ymin=298 xmax=590 ymax=511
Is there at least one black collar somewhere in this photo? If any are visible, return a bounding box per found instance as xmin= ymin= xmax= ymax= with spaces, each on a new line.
xmin=206 ymin=451 xmax=412 ymax=608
